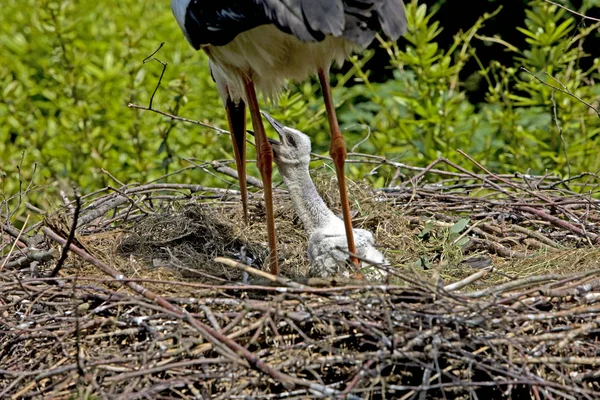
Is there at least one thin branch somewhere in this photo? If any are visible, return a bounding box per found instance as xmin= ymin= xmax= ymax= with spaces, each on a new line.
xmin=49 ymin=188 xmax=81 ymax=277
xmin=520 ymin=67 xmax=600 ymax=117
xmin=142 ymin=42 xmax=167 ymax=110
xmin=0 ymin=214 xmax=30 ymax=271
xmin=543 ymin=0 xmax=600 ymax=22
xmin=128 ymin=103 xmax=229 ymax=135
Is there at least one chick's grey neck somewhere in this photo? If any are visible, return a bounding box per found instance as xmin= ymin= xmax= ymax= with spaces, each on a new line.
xmin=277 ymin=163 xmax=338 ymax=235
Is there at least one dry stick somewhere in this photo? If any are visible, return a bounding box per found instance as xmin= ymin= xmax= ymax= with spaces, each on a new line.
xmin=0 ymin=214 xmax=30 ymax=271
xmin=425 ymin=157 xmax=513 ymax=196
xmin=511 ymin=225 xmax=563 ymax=249
xmin=72 ymin=277 xmax=85 ymax=379
xmin=188 ymin=319 xmax=267 ymax=358
xmin=409 ymin=158 xmax=447 ymax=187
xmin=211 ymin=161 xmax=264 ymax=189
xmin=41 ymin=226 xmax=292 ymax=386
xmin=493 ymin=268 xmax=600 ymax=307
xmin=77 ymin=166 xmax=223 ymax=212
xmin=50 ymin=190 xmax=81 ymax=277
xmin=456 ymin=149 xmax=598 ymax=242
xmin=515 ymin=356 xmax=600 ymax=366
xmin=128 ymin=104 xmax=229 ymax=135
xmin=24 ymin=202 xmax=45 ymax=216
xmin=130 ymin=43 xmax=228 ymax=134
xmin=41 ymin=227 xmax=353 ymax=395
xmin=200 ymin=305 xmax=221 ymax=331
xmin=406 ymin=158 xmax=449 ymax=206
xmin=77 ymin=183 xmax=240 ymax=228
xmin=551 ymin=90 xmax=571 ymax=177
xmin=340 ymin=359 xmax=375 ymax=396
xmin=457 ymin=150 xmax=557 ymax=205
xmin=517 ymin=205 xmax=599 ymax=244
xmin=1 ymin=235 xmax=27 ymax=252
xmin=59 ymin=190 xmax=75 ymax=214
xmin=444 ymin=267 xmax=493 ymax=292
xmin=5 ymin=275 xmax=411 ymax=295
xmin=465 ymin=273 xmax=563 ymax=298
xmin=316 ymin=152 xmax=566 ymax=183
xmin=3 ymin=250 xmax=57 ymax=269
xmin=469 ymin=237 xmax=528 ymax=259
xmin=103 ymin=358 xmax=231 ymax=383
xmin=214 ymin=257 xmax=308 ymax=290
xmin=142 ymin=42 xmax=166 ymax=110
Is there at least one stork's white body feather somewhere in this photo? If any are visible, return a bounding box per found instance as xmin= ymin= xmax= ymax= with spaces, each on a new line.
xmin=206 ymin=25 xmax=356 ymax=102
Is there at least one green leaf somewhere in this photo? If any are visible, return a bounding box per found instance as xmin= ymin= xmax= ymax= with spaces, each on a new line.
xmin=418 ymin=221 xmax=434 ymax=238
xmin=450 ymin=218 xmax=470 ymax=234
xmin=455 ymin=237 xmax=470 ymax=247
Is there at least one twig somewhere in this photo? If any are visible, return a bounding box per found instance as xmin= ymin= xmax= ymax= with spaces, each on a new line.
xmin=49 ymin=188 xmax=81 ymax=277
xmin=214 ymin=257 xmax=308 ymax=290
xmin=520 ymin=67 xmax=600 ymax=117
xmin=444 ymin=267 xmax=493 ymax=292
xmin=40 ymin=227 xmax=366 ymax=396
xmin=142 ymin=42 xmax=167 ymax=110
xmin=128 ymin=104 xmax=229 ymax=135
xmin=211 ymin=161 xmax=264 ymax=188
xmin=543 ymin=0 xmax=600 ymax=22
xmin=3 ymin=250 xmax=57 ymax=269
xmin=0 ymin=214 xmax=30 ymax=271
xmin=517 ymin=205 xmax=599 ymax=244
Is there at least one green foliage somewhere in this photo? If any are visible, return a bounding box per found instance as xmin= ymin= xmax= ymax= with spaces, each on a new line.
xmin=414 ymin=217 xmax=471 ymax=271
xmin=330 ymin=0 xmax=600 ymax=179
xmin=0 ymin=0 xmax=226 ymax=210
xmin=1 ymin=0 xmax=600 ymax=217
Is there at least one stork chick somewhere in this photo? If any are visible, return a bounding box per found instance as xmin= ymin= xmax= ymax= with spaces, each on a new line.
xmin=262 ymin=113 xmax=387 ymax=280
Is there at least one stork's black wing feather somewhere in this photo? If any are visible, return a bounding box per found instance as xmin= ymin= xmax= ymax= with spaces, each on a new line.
xmin=254 ymin=0 xmax=406 ymax=46
xmin=182 ymin=0 xmax=406 ymax=49
xmin=340 ymin=0 xmax=407 ymax=48
xmin=253 ymin=0 xmax=344 ymax=42
xmin=183 ymin=0 xmax=270 ymax=49
xmin=378 ymin=0 xmax=407 ymax=39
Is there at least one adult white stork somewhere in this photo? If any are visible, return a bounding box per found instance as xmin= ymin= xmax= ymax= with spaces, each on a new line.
xmin=170 ymin=0 xmax=407 ymax=275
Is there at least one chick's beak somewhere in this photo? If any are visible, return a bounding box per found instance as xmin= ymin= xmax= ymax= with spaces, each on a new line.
xmin=261 ymin=111 xmax=285 ymax=145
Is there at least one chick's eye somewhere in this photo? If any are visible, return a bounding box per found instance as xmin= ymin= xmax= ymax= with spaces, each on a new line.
xmin=287 ymin=135 xmax=296 ymax=147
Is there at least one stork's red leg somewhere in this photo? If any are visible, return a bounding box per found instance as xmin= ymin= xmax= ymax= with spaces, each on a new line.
xmin=225 ymin=96 xmax=248 ymax=223
xmin=318 ymin=68 xmax=360 ymax=269
xmin=242 ymin=76 xmax=278 ymax=275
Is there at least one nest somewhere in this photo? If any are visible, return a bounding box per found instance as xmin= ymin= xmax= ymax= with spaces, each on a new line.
xmin=1 ymin=159 xmax=600 ymax=398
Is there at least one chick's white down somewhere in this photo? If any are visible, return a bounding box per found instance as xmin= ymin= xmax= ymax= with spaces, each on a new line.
xmin=263 ymin=113 xmax=388 ymax=280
